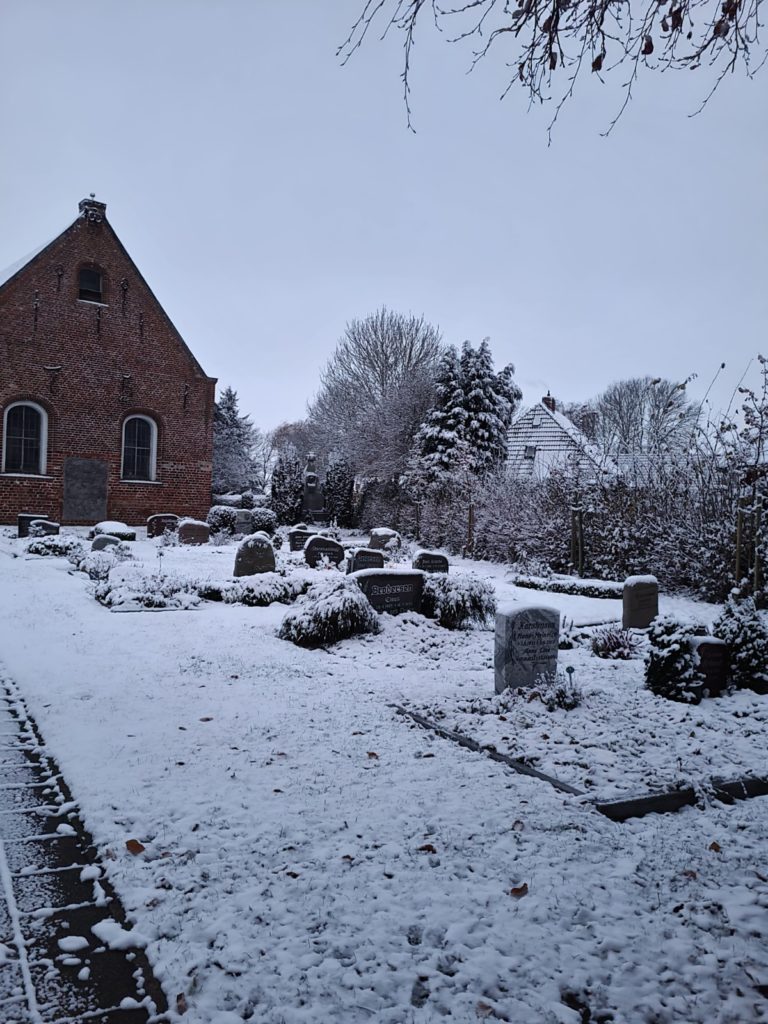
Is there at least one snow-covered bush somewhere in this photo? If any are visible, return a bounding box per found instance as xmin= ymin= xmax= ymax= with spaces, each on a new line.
xmin=77 ymin=542 xmax=134 ymax=581
xmin=25 ymin=535 xmax=85 ymax=559
xmin=271 ymin=532 xmax=283 ymax=550
xmin=250 ymin=507 xmax=278 ymax=535
xmin=558 ymin=618 xmax=589 ymax=650
xmin=590 ymin=625 xmax=642 ymax=660
xmin=421 ymin=575 xmax=496 ymax=630
xmin=712 ymin=595 xmax=768 ymax=692
xmin=645 ymin=615 xmax=704 ymax=704
xmin=197 ymin=574 xmax=308 ymax=607
xmin=278 ymin=577 xmax=381 ymax=647
xmin=534 ymin=671 xmax=583 ymax=712
xmin=94 ymin=572 xmax=199 ymax=610
xmin=207 ymin=506 xmax=238 ymax=535
xmin=510 ymin=574 xmax=623 ymax=600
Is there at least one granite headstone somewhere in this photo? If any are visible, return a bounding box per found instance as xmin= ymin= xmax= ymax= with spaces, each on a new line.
xmin=178 ymin=520 xmax=210 ymax=546
xmin=18 ymin=513 xmax=49 ymax=539
xmin=234 ymin=534 xmax=276 ymax=576
xmin=346 ymin=548 xmax=386 ymax=574
xmin=146 ymin=514 xmax=179 ymax=539
xmin=355 ymin=570 xmax=424 ymax=615
xmin=235 ymin=509 xmax=253 ymax=534
xmin=412 ymin=551 xmax=449 ymax=574
xmin=691 ymin=637 xmax=729 ymax=698
xmin=369 ymin=528 xmax=401 ymax=551
xmin=495 ymin=604 xmax=560 ymax=694
xmin=622 ymin=576 xmax=659 ymax=629
xmin=304 ymin=535 xmax=345 ymax=568
xmin=91 ymin=535 xmax=120 ymax=551
xmin=29 ymin=519 xmax=60 ymax=537
xmin=288 ymin=528 xmax=318 ymax=552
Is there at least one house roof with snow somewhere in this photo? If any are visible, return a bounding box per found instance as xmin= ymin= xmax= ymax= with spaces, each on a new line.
xmin=506 ymin=395 xmax=614 ymax=481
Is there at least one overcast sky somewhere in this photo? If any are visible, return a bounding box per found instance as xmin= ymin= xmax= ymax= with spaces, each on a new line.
xmin=1 ymin=1 xmax=765 ymax=431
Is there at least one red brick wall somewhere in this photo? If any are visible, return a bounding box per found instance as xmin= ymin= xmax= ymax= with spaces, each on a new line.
xmin=0 ymin=204 xmax=216 ymax=525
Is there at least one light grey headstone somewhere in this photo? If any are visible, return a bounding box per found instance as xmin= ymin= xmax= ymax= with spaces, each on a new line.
xmin=178 ymin=521 xmax=210 ymax=546
xmin=91 ymin=535 xmax=120 ymax=551
xmin=234 ymin=534 xmax=276 ymax=576
xmin=622 ymin=576 xmax=659 ymax=629
xmin=234 ymin=510 xmax=253 ymax=534
xmin=495 ymin=605 xmax=560 ymax=694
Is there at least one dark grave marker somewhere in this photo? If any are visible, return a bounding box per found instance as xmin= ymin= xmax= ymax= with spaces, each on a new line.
xmin=178 ymin=520 xmax=210 ymax=545
xmin=146 ymin=514 xmax=179 ymax=538
xmin=304 ymin=535 xmax=344 ymax=568
xmin=495 ymin=604 xmax=560 ymax=694
xmin=622 ymin=576 xmax=659 ymax=629
xmin=346 ymin=548 xmax=386 ymax=574
xmin=355 ymin=570 xmax=424 ymax=615
xmin=62 ymin=457 xmax=108 ymax=523
xmin=234 ymin=534 xmax=276 ymax=576
xmin=691 ymin=637 xmax=729 ymax=698
xmin=369 ymin=528 xmax=401 ymax=551
xmin=288 ymin=528 xmax=318 ymax=552
xmin=234 ymin=509 xmax=253 ymax=534
xmin=412 ymin=551 xmax=449 ymax=574
xmin=28 ymin=519 xmax=60 ymax=537
xmin=91 ymin=535 xmax=120 ymax=551
xmin=18 ymin=513 xmax=50 ymax=538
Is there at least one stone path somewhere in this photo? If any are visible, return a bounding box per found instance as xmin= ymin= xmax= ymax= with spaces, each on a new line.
xmin=0 ymin=678 xmax=168 ymax=1023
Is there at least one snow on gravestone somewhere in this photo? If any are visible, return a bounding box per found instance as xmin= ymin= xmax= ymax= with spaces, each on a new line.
xmin=146 ymin=514 xmax=179 ymax=539
xmin=29 ymin=519 xmax=60 ymax=537
xmin=622 ymin=575 xmax=659 ymax=629
xmin=690 ymin=636 xmax=729 ymax=698
xmin=355 ymin=569 xmax=424 ymax=615
xmin=18 ymin=513 xmax=50 ymax=538
xmin=234 ymin=533 xmax=276 ymax=576
xmin=346 ymin=548 xmax=385 ymax=574
xmin=288 ymin=529 xmax=318 ymax=552
xmin=304 ymin=535 xmax=344 ymax=569
xmin=369 ymin=528 xmax=401 ymax=551
xmin=178 ymin=519 xmax=210 ymax=546
xmin=495 ymin=604 xmax=560 ymax=694
xmin=91 ymin=535 xmax=120 ymax=551
xmin=412 ymin=551 xmax=449 ymax=574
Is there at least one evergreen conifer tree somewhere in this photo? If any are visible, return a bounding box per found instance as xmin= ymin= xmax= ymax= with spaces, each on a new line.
xmin=270 ymin=444 xmax=304 ymax=525
xmin=212 ymin=387 xmax=259 ymax=494
xmin=713 ymin=595 xmax=768 ymax=691
xmin=325 ymin=453 xmax=355 ymax=527
xmin=410 ymin=346 xmax=466 ymax=481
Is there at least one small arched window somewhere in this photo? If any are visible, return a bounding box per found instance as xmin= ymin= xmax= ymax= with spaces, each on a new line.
xmin=122 ymin=415 xmax=157 ymax=481
xmin=79 ymin=267 xmax=103 ymax=303
xmin=2 ymin=402 xmax=48 ymax=475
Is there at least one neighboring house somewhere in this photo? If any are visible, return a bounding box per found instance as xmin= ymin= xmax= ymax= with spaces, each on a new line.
xmin=0 ymin=197 xmax=216 ymax=525
xmin=506 ymin=393 xmax=613 ymax=481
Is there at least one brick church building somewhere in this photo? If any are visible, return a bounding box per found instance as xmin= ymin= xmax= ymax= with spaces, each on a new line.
xmin=0 ymin=197 xmax=216 ymax=525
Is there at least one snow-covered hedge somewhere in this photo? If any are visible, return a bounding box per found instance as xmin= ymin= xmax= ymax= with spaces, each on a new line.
xmin=421 ymin=575 xmax=496 ymax=630
xmin=25 ymin=535 xmax=85 ymax=559
xmin=94 ymin=573 xmax=199 ymax=610
xmin=645 ymin=615 xmax=704 ymax=704
xmin=509 ymin=574 xmax=623 ymax=600
xmin=713 ymin=595 xmax=768 ymax=692
xmin=206 ymin=506 xmax=239 ymax=534
xmin=197 ymin=574 xmax=308 ymax=607
xmin=278 ymin=577 xmax=381 ymax=647
xmin=250 ymin=507 xmax=278 ymax=535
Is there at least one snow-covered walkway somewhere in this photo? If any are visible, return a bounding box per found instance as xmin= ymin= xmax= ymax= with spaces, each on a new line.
xmin=0 ymin=547 xmax=766 ymax=1023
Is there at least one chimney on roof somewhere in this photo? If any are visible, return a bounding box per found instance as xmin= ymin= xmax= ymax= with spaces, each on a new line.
xmin=542 ymin=391 xmax=556 ymax=413
xmin=78 ymin=194 xmax=106 ymax=222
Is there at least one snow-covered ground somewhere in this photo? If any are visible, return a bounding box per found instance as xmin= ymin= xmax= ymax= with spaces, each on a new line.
xmin=0 ymin=529 xmax=766 ymax=1023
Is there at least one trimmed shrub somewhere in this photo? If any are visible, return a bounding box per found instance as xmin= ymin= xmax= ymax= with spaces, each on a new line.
xmin=250 ymin=507 xmax=278 ymax=535
xmin=278 ymin=577 xmax=381 ymax=647
xmin=94 ymin=573 xmax=199 ymax=610
xmin=421 ymin=575 xmax=496 ymax=630
xmin=77 ymin=542 xmax=134 ymax=581
xmin=509 ymin=574 xmax=623 ymax=600
xmin=713 ymin=595 xmax=768 ymax=692
xmin=197 ymin=574 xmax=308 ymax=607
xmin=590 ymin=625 xmax=643 ymax=660
xmin=207 ymin=506 xmax=239 ymax=535
xmin=26 ymin=535 xmax=85 ymax=559
xmin=535 ymin=671 xmax=583 ymax=712
xmin=645 ymin=615 xmax=704 ymax=704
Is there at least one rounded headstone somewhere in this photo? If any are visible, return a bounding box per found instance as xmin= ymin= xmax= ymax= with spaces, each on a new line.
xmin=234 ymin=534 xmax=276 ymax=577
xmin=288 ymin=528 xmax=318 ymax=552
xmin=91 ymin=535 xmax=120 ymax=551
xmin=178 ymin=520 xmax=210 ymax=546
xmin=412 ymin=551 xmax=449 ymax=574
xmin=369 ymin=528 xmax=401 ymax=551
xmin=346 ymin=548 xmax=386 ymax=574
xmin=29 ymin=519 xmax=60 ymax=537
xmin=147 ymin=514 xmax=179 ymax=539
xmin=304 ymin=535 xmax=345 ymax=568
xmin=622 ymin=576 xmax=659 ymax=629
xmin=495 ymin=605 xmax=560 ymax=694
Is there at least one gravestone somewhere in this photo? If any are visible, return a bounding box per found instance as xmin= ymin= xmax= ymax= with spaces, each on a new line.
xmin=302 ymin=453 xmax=326 ymax=516
xmin=29 ymin=520 xmax=60 ymax=537
xmin=622 ymin=575 xmax=659 ymax=629
xmin=369 ymin=528 xmax=401 ymax=551
xmin=146 ymin=514 xmax=179 ymax=539
xmin=178 ymin=520 xmax=210 ymax=546
xmin=304 ymin=535 xmax=345 ymax=569
xmin=234 ymin=510 xmax=253 ymax=534
xmin=92 ymin=521 xmax=136 ymax=541
xmin=288 ymin=528 xmax=318 ymax=552
xmin=690 ymin=637 xmax=729 ymax=698
xmin=346 ymin=548 xmax=385 ymax=574
xmin=62 ymin=457 xmax=108 ymax=523
xmin=412 ymin=551 xmax=449 ymax=574
xmin=495 ymin=604 xmax=560 ymax=694
xmin=91 ymin=535 xmax=120 ymax=551
xmin=355 ymin=570 xmax=424 ymax=615
xmin=18 ymin=513 xmax=50 ymax=538
xmin=234 ymin=534 xmax=276 ymax=576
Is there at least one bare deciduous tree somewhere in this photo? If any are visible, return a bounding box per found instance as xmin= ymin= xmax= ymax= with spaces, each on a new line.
xmin=340 ymin=0 xmax=764 ymax=132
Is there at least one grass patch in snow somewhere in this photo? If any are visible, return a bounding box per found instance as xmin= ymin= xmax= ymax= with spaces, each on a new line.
xmin=421 ymin=574 xmax=496 ymax=630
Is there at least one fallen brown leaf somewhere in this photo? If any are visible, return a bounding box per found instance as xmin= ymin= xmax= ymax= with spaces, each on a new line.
xmin=417 ymin=843 xmax=437 ymax=854
xmin=126 ymin=839 xmax=146 ymax=855
xmin=509 ymin=883 xmax=529 ymax=898
xmin=367 ymin=751 xmax=379 ymax=759
xmin=285 ymin=870 xmax=300 ymax=878
xmin=709 ymin=841 xmax=722 ymax=853
xmin=176 ymin=992 xmax=188 ymax=1015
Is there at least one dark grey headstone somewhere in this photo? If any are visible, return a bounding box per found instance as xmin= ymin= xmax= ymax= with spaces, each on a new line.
xmin=691 ymin=637 xmax=729 ymax=698
xmin=622 ymin=576 xmax=659 ymax=629
xmin=412 ymin=551 xmax=449 ymax=574
xmin=288 ymin=529 xmax=318 ymax=552
xmin=18 ymin=513 xmax=50 ymax=538
xmin=495 ymin=605 xmax=560 ymax=693
xmin=234 ymin=510 xmax=253 ymax=534
xmin=62 ymin=458 xmax=108 ymax=523
xmin=29 ymin=520 xmax=60 ymax=537
xmin=346 ymin=548 xmax=386 ymax=574
xmin=178 ymin=521 xmax=210 ymax=546
xmin=147 ymin=514 xmax=179 ymax=539
xmin=92 ymin=535 xmax=120 ymax=551
xmin=304 ymin=535 xmax=345 ymax=568
xmin=234 ymin=534 xmax=276 ymax=577
xmin=355 ymin=570 xmax=424 ymax=615
xmin=369 ymin=528 xmax=401 ymax=551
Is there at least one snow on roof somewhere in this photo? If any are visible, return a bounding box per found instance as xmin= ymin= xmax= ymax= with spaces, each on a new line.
xmin=506 ymin=400 xmax=615 ymax=480
xmin=0 ymin=218 xmax=75 ymax=290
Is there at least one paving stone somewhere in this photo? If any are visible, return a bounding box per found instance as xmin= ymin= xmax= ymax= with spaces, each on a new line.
xmin=4 ymin=836 xmax=91 ymax=875
xmin=13 ymin=867 xmax=97 ymax=916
